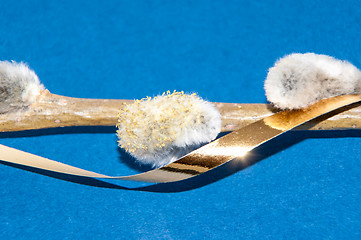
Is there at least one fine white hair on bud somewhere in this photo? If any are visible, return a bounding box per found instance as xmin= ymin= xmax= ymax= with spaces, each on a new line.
xmin=265 ymin=53 xmax=361 ymax=109
xmin=116 ymin=90 xmax=222 ymax=168
xmin=0 ymin=61 xmax=44 ymax=113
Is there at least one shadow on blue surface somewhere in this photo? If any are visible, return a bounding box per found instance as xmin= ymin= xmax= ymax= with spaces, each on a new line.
xmin=1 ymin=129 xmax=361 ymax=193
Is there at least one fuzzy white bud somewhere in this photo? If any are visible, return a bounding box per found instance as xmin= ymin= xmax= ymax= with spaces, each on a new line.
xmin=116 ymin=91 xmax=222 ymax=168
xmin=265 ymin=53 xmax=361 ymax=109
xmin=0 ymin=61 xmax=44 ymax=113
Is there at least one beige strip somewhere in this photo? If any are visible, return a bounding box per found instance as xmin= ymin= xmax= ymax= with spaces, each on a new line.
xmin=1 ymin=94 xmax=360 ymax=183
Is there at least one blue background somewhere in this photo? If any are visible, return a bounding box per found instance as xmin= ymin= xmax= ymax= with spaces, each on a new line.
xmin=1 ymin=0 xmax=361 ymax=239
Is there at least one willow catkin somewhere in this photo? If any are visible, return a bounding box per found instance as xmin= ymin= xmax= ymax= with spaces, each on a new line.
xmin=116 ymin=91 xmax=222 ymax=168
xmin=265 ymin=53 xmax=361 ymax=109
xmin=0 ymin=61 xmax=44 ymax=113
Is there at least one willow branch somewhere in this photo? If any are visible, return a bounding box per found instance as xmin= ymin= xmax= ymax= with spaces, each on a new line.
xmin=0 ymin=90 xmax=360 ymax=132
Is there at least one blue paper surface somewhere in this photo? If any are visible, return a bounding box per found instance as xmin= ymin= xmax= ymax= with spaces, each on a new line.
xmin=1 ymin=0 xmax=361 ymax=239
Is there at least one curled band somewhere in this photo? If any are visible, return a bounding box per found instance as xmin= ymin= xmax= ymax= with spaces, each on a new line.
xmin=1 ymin=94 xmax=361 ymax=183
